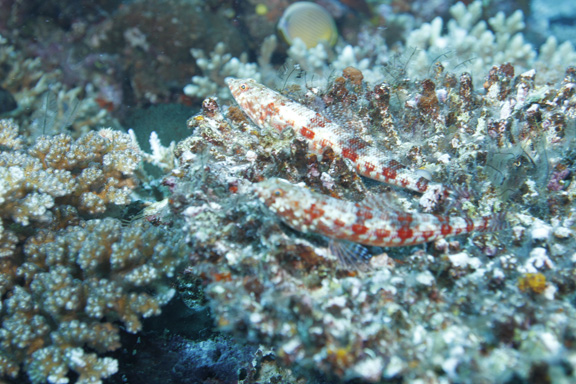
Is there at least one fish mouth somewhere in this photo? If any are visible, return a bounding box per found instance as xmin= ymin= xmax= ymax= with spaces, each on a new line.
xmin=224 ymin=77 xmax=235 ymax=86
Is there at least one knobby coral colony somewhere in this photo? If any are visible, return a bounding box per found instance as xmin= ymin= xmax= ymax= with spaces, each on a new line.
xmin=0 ymin=121 xmax=188 ymax=384
xmin=175 ymin=62 xmax=576 ymax=382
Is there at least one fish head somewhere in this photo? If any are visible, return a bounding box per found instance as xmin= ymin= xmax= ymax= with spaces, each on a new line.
xmin=253 ymin=177 xmax=292 ymax=207
xmin=225 ymin=78 xmax=269 ymax=125
xmin=225 ymin=78 xmax=261 ymax=103
xmin=253 ymin=178 xmax=313 ymax=230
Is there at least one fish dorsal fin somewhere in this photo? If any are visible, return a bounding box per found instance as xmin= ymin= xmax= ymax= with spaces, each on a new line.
xmin=323 ymin=102 xmax=371 ymax=138
xmin=362 ymin=192 xmax=404 ymax=212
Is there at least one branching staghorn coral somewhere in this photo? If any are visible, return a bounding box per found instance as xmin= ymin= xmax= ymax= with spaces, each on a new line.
xmin=1 ymin=218 xmax=187 ymax=384
xmin=183 ymin=42 xmax=261 ymax=101
xmin=405 ymin=1 xmax=576 ymax=86
xmin=256 ymin=1 xmax=576 ymax=90
xmin=0 ymin=33 xmax=121 ymax=138
xmin=183 ymin=36 xmax=278 ymax=101
xmin=0 ymin=123 xmax=140 ymax=223
xmin=0 ymin=120 xmax=189 ymax=384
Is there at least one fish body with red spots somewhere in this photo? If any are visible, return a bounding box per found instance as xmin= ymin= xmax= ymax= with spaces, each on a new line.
xmin=226 ymin=78 xmax=437 ymax=194
xmin=255 ymin=178 xmax=504 ymax=248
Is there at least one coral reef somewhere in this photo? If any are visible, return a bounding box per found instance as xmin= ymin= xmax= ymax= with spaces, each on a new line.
xmin=530 ymin=0 xmax=576 ymax=46
xmin=271 ymin=1 xmax=575 ymax=88
xmin=405 ymin=2 xmax=576 ymax=87
xmin=0 ymin=121 xmax=188 ymax=384
xmin=171 ymin=52 xmax=576 ymax=382
xmin=87 ymin=0 xmax=247 ymax=106
xmin=3 ymin=0 xmax=576 ymax=383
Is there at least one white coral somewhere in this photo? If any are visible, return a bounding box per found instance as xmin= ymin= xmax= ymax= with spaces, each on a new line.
xmin=183 ymin=42 xmax=261 ymax=100
xmin=405 ymin=1 xmax=536 ymax=85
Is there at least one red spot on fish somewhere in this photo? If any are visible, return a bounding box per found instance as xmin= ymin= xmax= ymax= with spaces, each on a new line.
xmin=300 ymin=126 xmax=315 ymax=139
xmin=365 ymin=162 xmax=376 ymax=173
xmin=351 ymin=224 xmax=369 ymax=235
xmin=375 ymin=228 xmax=391 ymax=238
xmin=421 ymin=230 xmax=434 ymax=240
xmin=304 ymin=204 xmax=325 ymax=220
xmin=266 ymin=102 xmax=279 ymax=114
xmin=441 ymin=224 xmax=452 ymax=235
xmin=397 ymin=226 xmax=414 ymax=241
xmin=342 ymin=148 xmax=359 ymax=162
xmin=434 ymin=214 xmax=446 ymax=223
xmin=416 ymin=177 xmax=429 ymax=192
xmin=382 ymin=160 xmax=403 ymax=180
xmin=465 ymin=218 xmax=474 ymax=233
xmin=355 ymin=208 xmax=373 ymax=220
xmin=333 ymin=219 xmax=346 ymax=227
xmin=280 ymin=208 xmax=296 ymax=220
xmin=382 ymin=166 xmax=397 ymax=179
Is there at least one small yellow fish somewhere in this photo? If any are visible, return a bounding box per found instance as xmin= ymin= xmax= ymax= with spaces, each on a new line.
xmin=277 ymin=2 xmax=338 ymax=48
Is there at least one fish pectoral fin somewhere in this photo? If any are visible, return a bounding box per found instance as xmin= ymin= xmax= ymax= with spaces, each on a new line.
xmin=329 ymin=239 xmax=372 ymax=270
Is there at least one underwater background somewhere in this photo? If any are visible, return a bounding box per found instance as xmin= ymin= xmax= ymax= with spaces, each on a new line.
xmin=1 ymin=0 xmax=576 ymax=383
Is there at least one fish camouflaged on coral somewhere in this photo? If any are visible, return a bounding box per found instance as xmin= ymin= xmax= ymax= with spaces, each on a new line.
xmin=255 ymin=177 xmax=503 ymax=265
xmin=174 ymin=60 xmax=576 ymax=382
xmin=226 ymin=77 xmax=440 ymax=194
xmin=230 ymin=77 xmax=505 ymax=266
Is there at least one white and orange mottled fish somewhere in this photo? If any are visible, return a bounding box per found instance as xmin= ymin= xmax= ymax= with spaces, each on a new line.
xmin=227 ymin=78 xmax=504 ymax=264
xmin=255 ymin=178 xmax=504 ymax=265
xmin=226 ymin=78 xmax=437 ymax=194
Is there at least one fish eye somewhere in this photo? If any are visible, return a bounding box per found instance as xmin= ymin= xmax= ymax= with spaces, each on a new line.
xmin=273 ymin=189 xmax=283 ymax=197
xmin=240 ymin=84 xmax=247 ymax=90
